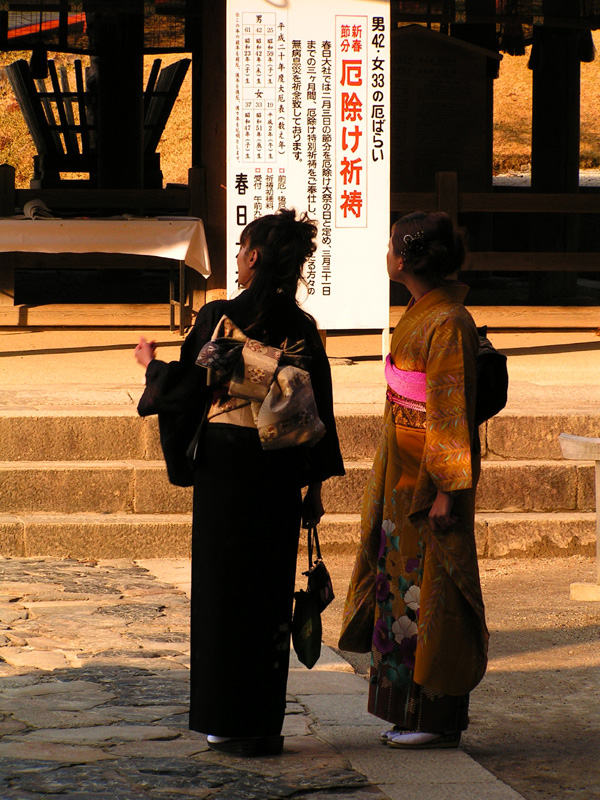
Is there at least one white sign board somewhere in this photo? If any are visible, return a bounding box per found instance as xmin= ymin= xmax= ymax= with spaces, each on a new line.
xmin=226 ymin=0 xmax=390 ymax=331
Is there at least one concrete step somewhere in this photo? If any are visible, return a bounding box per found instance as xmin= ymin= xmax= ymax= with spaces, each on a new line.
xmin=3 ymin=408 xmax=600 ymax=462
xmin=0 ymin=511 xmax=595 ymax=560
xmin=0 ymin=459 xmax=594 ymax=515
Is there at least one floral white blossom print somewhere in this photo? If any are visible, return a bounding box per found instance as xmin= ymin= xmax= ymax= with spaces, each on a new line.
xmin=381 ymin=519 xmax=396 ymax=535
xmin=404 ymin=585 xmax=420 ymax=611
xmin=392 ymin=615 xmax=417 ymax=643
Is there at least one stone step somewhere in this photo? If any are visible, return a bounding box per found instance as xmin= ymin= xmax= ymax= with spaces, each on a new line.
xmin=0 ymin=459 xmax=594 ymax=515
xmin=485 ymin=411 xmax=600 ymax=460
xmin=0 ymin=411 xmax=162 ymax=462
xmin=0 ymin=411 xmax=383 ymax=463
xmin=0 ymin=511 xmax=595 ymax=560
xmin=476 ymin=511 xmax=596 ymax=559
xmin=477 ymin=459 xmax=595 ymax=513
xmin=2 ymin=409 xmax=600 ymax=462
xmin=0 ymin=513 xmax=361 ymax=559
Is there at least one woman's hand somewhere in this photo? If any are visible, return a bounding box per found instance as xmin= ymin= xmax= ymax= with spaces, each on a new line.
xmin=134 ymin=337 xmax=156 ymax=368
xmin=302 ymin=482 xmax=324 ymax=528
xmin=429 ymin=490 xmax=457 ymax=533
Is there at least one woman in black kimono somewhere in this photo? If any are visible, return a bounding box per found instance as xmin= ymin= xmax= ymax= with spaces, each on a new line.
xmin=135 ymin=209 xmax=344 ymax=757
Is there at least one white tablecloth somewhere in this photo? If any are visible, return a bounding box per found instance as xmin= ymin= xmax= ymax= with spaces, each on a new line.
xmin=0 ymin=217 xmax=211 ymax=276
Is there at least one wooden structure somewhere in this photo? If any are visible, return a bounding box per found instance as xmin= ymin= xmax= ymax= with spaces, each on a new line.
xmin=0 ymin=163 xmax=208 ymax=330
xmin=391 ymin=25 xmax=499 ymax=194
xmin=0 ymin=2 xmax=599 ymax=328
xmin=5 ymin=56 xmax=190 ymax=188
xmin=560 ymin=434 xmax=600 ymax=601
xmin=392 ymin=1 xmax=600 ymax=318
xmin=393 ymin=170 xmax=600 ymax=273
xmin=0 ymin=1 xmax=227 ymax=328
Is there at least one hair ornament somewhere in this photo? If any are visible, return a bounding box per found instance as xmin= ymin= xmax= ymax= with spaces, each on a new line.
xmin=400 ymin=231 xmax=426 ymax=258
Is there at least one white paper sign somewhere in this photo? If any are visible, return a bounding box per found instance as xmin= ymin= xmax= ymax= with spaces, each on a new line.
xmin=226 ymin=0 xmax=390 ymax=330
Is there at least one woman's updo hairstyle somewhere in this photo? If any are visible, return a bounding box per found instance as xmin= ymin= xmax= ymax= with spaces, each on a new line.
xmin=391 ymin=211 xmax=466 ymax=280
xmin=241 ymin=208 xmax=318 ymax=303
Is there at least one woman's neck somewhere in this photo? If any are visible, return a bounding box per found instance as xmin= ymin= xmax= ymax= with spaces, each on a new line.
xmin=403 ymin=273 xmax=444 ymax=303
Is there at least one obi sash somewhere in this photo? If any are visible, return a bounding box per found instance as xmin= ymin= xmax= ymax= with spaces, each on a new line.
xmin=195 ymin=315 xmax=325 ymax=450
xmin=384 ymin=354 xmax=427 ymax=412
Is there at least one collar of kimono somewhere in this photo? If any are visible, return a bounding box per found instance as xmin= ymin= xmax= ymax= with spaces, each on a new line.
xmin=391 ymin=282 xmax=469 ymax=356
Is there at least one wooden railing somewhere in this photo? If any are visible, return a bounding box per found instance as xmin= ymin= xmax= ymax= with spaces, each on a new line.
xmin=391 ymin=172 xmax=600 ymax=272
xmin=0 ymin=166 xmax=204 ymax=218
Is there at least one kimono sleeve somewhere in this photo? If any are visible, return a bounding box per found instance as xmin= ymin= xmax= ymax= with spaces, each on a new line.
xmin=136 ymin=301 xmax=226 ymax=487
xmin=137 ymin=301 xmax=226 ymax=418
xmin=303 ymin=326 xmax=345 ymax=484
xmin=424 ymin=314 xmax=477 ymax=493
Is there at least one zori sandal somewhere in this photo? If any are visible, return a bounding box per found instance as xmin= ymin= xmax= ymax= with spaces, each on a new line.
xmin=387 ymin=731 xmax=461 ymax=749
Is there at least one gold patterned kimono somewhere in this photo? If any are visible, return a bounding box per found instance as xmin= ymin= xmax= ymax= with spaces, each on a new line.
xmin=340 ymin=284 xmax=489 ymax=732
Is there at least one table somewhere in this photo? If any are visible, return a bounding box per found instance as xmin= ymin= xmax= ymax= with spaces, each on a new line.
xmin=0 ymin=217 xmax=211 ymax=332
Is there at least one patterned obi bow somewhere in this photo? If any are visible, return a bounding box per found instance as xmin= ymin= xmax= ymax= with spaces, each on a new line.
xmin=195 ymin=315 xmax=325 ymax=450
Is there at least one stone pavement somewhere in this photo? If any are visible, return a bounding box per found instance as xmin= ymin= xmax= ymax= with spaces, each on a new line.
xmin=0 ymin=556 xmax=524 ymax=800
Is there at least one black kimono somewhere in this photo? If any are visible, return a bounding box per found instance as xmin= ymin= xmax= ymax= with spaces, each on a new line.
xmin=138 ymin=291 xmax=344 ymax=738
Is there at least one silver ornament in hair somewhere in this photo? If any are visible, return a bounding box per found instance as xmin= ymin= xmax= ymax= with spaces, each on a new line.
xmin=400 ymin=231 xmax=426 ymax=258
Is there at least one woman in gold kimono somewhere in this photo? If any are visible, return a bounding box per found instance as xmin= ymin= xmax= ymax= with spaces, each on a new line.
xmin=340 ymin=211 xmax=489 ymax=749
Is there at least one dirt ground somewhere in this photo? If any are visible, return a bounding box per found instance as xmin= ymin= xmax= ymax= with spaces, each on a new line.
xmin=314 ymin=552 xmax=600 ymax=800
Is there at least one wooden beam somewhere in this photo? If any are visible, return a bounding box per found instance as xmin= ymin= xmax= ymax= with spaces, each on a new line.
xmin=465 ymin=252 xmax=600 ymax=271
xmin=0 ymin=303 xmax=182 ymax=329
xmin=0 ymin=164 xmax=15 ymax=216
xmin=390 ymin=305 xmax=598 ymax=330
xmin=6 ymin=252 xmax=175 ymax=271
xmin=95 ymin=9 xmax=144 ymax=189
xmin=458 ymin=193 xmax=600 ymax=213
xmin=0 ymin=254 xmax=14 ymax=306
xmin=13 ymin=187 xmax=190 ymax=212
xmin=199 ymin=0 xmax=227 ymax=295
xmin=391 ymin=191 xmax=600 ymax=214
xmin=435 ymin=172 xmax=458 ymax=223
xmin=395 ymin=14 xmax=599 ymax=29
xmin=391 ymin=192 xmax=438 ymax=212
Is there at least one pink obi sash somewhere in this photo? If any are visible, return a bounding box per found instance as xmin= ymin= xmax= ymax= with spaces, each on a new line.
xmin=384 ymin=354 xmax=427 ymax=411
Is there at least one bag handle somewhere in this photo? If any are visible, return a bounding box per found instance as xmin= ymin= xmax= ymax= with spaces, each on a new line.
xmin=306 ymin=524 xmax=322 ymax=570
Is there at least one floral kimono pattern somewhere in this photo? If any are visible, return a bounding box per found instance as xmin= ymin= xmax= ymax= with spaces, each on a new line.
xmin=341 ymin=284 xmax=489 ymax=731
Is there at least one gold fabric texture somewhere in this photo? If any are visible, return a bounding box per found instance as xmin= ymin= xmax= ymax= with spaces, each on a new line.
xmin=340 ymin=285 xmax=489 ymax=727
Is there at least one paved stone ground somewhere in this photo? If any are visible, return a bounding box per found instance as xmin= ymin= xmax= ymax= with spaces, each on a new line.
xmin=0 ymin=557 xmax=385 ymax=800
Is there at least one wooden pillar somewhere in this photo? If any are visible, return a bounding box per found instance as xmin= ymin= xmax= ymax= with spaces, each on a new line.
xmin=450 ymin=1 xmax=497 ymax=251
xmin=530 ymin=3 xmax=581 ymax=301
xmin=94 ymin=8 xmax=144 ymax=190
xmin=436 ymin=172 xmax=458 ymax=226
xmin=187 ymin=166 xmax=207 ymax=313
xmin=450 ymin=0 xmax=497 ymax=186
xmin=191 ymin=0 xmax=227 ymax=300
xmin=0 ymin=165 xmax=15 ymax=306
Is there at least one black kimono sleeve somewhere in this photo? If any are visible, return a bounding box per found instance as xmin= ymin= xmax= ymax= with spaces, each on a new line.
xmin=137 ymin=300 xmax=228 ymax=486
xmin=301 ymin=323 xmax=345 ymax=485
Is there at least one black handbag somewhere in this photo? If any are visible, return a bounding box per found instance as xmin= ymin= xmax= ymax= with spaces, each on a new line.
xmin=475 ymin=325 xmax=509 ymax=426
xmin=305 ymin=524 xmax=334 ymax=613
xmin=291 ymin=525 xmax=334 ymax=669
